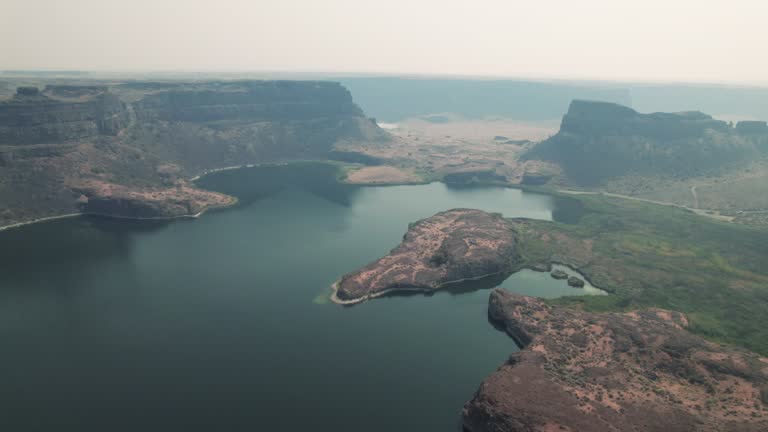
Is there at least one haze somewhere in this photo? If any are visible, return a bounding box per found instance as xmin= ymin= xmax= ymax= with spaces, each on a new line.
xmin=3 ymin=0 xmax=768 ymax=84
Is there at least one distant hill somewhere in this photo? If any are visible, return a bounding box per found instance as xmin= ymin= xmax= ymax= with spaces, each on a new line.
xmin=336 ymin=77 xmax=632 ymax=122
xmin=526 ymin=100 xmax=768 ymax=185
xmin=629 ymin=84 xmax=768 ymax=121
xmin=335 ymin=77 xmax=768 ymax=123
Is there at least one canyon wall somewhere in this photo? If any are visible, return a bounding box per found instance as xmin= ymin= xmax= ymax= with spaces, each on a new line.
xmin=0 ymin=86 xmax=129 ymax=145
xmin=0 ymin=80 xmax=387 ymax=225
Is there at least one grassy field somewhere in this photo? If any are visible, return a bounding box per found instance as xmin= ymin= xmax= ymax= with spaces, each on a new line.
xmin=514 ymin=192 xmax=768 ymax=355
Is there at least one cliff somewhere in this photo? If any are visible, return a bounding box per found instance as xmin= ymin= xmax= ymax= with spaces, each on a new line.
xmin=0 ymin=86 xmax=129 ymax=145
xmin=122 ymin=81 xmax=386 ymax=171
xmin=132 ymin=80 xmax=363 ymax=122
xmin=462 ymin=290 xmax=768 ymax=431
xmin=0 ymin=80 xmax=387 ymax=226
xmin=526 ymin=100 xmax=765 ymax=185
xmin=559 ymin=99 xmax=730 ymax=139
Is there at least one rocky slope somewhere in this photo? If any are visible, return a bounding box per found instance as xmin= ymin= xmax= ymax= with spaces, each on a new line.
xmin=0 ymin=81 xmax=386 ymax=226
xmin=462 ymin=290 xmax=768 ymax=432
xmin=333 ymin=209 xmax=520 ymax=303
xmin=526 ymin=100 xmax=768 ymax=185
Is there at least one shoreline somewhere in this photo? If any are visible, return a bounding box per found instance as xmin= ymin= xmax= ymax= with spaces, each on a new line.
xmin=0 ymin=162 xmax=256 ymax=233
xmin=330 ymin=261 xmax=609 ymax=305
xmin=0 ymin=212 xmax=83 ymax=232
xmin=0 ymin=160 xmax=525 ymax=234
xmin=330 ymin=269 xmax=512 ymax=305
xmin=188 ymin=162 xmax=291 ymax=182
xmin=0 ymin=196 xmax=238 ymax=233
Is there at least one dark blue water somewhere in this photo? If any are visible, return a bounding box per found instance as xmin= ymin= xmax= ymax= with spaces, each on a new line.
xmin=0 ymin=164 xmax=597 ymax=431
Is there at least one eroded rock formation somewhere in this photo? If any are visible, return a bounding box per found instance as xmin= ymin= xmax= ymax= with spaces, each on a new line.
xmin=462 ymin=290 xmax=768 ymax=431
xmin=73 ymin=180 xmax=234 ymax=219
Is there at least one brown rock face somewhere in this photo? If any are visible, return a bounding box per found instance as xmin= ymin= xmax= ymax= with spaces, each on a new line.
xmin=462 ymin=290 xmax=768 ymax=432
xmin=73 ymin=180 xmax=234 ymax=219
xmin=334 ymin=209 xmax=520 ymax=303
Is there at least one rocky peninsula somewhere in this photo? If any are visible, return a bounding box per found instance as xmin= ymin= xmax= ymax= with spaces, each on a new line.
xmin=334 ymin=207 xmax=768 ymax=430
xmin=463 ymin=290 xmax=768 ymax=431
xmin=333 ymin=209 xmax=520 ymax=303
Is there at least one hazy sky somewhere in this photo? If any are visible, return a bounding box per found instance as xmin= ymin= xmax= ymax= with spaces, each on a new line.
xmin=3 ymin=0 xmax=768 ymax=84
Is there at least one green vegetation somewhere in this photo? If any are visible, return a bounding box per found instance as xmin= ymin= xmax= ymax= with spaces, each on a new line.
xmin=516 ymin=193 xmax=768 ymax=355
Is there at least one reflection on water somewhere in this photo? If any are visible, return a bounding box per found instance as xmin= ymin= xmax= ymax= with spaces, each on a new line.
xmin=380 ymin=264 xmax=607 ymax=301
xmin=195 ymin=162 xmax=360 ymax=207
xmin=552 ymin=195 xmax=587 ymax=224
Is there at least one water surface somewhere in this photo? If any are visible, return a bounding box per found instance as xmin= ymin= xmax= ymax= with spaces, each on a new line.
xmin=0 ymin=164 xmax=598 ymax=431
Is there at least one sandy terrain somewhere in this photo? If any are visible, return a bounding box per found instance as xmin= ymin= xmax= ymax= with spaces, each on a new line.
xmin=345 ymin=166 xmax=422 ymax=184
xmin=338 ymin=116 xmax=559 ymax=184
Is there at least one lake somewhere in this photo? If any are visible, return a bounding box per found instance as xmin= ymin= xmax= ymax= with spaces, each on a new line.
xmin=0 ymin=163 xmax=600 ymax=431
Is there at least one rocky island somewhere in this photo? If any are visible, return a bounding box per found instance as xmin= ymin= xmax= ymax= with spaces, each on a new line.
xmin=463 ymin=290 xmax=768 ymax=431
xmin=332 ymin=209 xmax=521 ymax=303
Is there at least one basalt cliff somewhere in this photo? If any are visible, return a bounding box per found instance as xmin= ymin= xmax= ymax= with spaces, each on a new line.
xmin=526 ymin=100 xmax=768 ymax=185
xmin=0 ymin=81 xmax=386 ymax=226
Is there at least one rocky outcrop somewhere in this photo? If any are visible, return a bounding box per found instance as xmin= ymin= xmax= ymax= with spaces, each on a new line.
xmin=73 ymin=180 xmax=234 ymax=219
xmin=333 ymin=209 xmax=520 ymax=303
xmin=462 ymin=291 xmax=768 ymax=432
xmin=526 ymin=100 xmax=764 ymax=185
xmin=550 ymin=269 xmax=568 ymax=280
xmin=519 ymin=172 xmax=552 ymax=186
